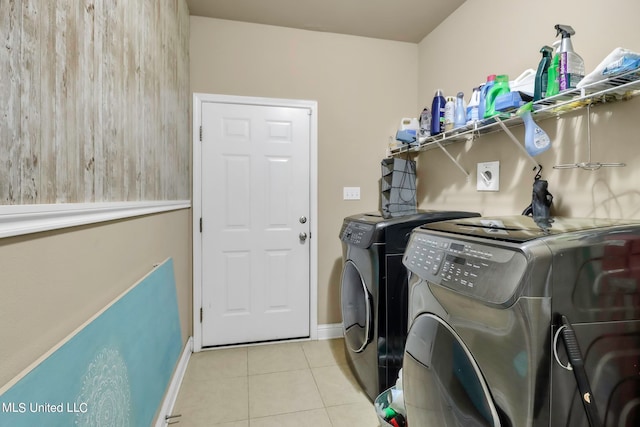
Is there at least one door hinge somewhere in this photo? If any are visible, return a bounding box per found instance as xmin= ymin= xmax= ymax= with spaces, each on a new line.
xmin=199 ymin=217 xmax=203 ymax=232
xmin=200 ymin=307 xmax=203 ymax=323
xmin=199 ymin=125 xmax=203 ymax=142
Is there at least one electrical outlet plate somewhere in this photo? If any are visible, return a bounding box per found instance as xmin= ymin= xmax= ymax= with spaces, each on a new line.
xmin=343 ymin=187 xmax=361 ymax=200
xmin=477 ymin=161 xmax=500 ymax=191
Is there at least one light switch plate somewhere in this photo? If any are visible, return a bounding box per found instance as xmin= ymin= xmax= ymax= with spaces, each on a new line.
xmin=477 ymin=161 xmax=500 ymax=191
xmin=343 ymin=187 xmax=361 ymax=200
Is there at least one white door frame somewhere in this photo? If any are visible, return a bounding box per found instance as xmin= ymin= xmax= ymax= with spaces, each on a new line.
xmin=192 ymin=93 xmax=318 ymax=352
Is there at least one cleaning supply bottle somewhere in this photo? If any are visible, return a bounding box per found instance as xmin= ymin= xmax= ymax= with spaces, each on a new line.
xmin=454 ymin=92 xmax=466 ymax=129
xmin=546 ymin=41 xmax=561 ymax=98
xmin=477 ymin=75 xmax=496 ymax=120
xmin=484 ymin=75 xmax=510 ymax=119
xmin=430 ymin=89 xmax=446 ymax=135
xmin=517 ymin=102 xmax=551 ymax=156
xmin=466 ymin=86 xmax=481 ymax=125
xmin=555 ymin=24 xmax=585 ymax=91
xmin=534 ymin=45 xmax=553 ymax=101
xmin=444 ymin=96 xmax=455 ymax=131
xmin=419 ymin=107 xmax=431 ymax=137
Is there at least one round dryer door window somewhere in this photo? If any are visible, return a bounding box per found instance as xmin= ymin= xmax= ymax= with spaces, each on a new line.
xmin=340 ymin=260 xmax=372 ymax=353
xmin=403 ymin=313 xmax=501 ymax=426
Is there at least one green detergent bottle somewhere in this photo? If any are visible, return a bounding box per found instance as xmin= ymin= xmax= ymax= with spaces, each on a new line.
xmin=484 ymin=75 xmax=510 ymax=119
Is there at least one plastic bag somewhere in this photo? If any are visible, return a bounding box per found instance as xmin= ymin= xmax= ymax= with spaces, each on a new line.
xmin=577 ymin=47 xmax=640 ymax=88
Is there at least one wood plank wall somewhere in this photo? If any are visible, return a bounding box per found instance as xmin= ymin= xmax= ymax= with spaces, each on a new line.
xmin=0 ymin=0 xmax=190 ymax=204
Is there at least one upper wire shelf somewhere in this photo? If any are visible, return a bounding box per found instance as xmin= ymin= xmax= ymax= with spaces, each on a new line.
xmin=391 ymin=68 xmax=640 ymax=155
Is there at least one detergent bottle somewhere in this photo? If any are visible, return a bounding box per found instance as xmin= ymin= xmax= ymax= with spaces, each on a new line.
xmin=477 ymin=75 xmax=496 ymax=120
xmin=430 ymin=89 xmax=446 ymax=135
xmin=466 ymin=86 xmax=481 ymax=125
xmin=484 ymin=75 xmax=510 ymax=119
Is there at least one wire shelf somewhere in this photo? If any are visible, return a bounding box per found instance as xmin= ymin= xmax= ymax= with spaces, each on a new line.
xmin=391 ymin=68 xmax=640 ymax=155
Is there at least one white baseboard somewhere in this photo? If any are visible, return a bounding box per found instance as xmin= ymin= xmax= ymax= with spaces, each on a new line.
xmin=317 ymin=323 xmax=343 ymax=340
xmin=155 ymin=336 xmax=193 ymax=427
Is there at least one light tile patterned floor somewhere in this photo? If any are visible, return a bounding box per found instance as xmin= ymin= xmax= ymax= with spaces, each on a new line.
xmin=172 ymin=338 xmax=380 ymax=426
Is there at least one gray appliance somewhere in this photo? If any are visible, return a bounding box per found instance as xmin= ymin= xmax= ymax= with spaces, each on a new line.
xmin=402 ymin=215 xmax=640 ymax=427
xmin=339 ymin=209 xmax=479 ymax=402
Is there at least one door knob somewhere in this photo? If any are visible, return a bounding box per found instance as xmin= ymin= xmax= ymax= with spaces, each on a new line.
xmin=299 ymin=232 xmax=308 ymax=241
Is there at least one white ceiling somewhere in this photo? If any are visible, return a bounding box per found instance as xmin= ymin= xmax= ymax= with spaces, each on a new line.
xmin=185 ymin=0 xmax=466 ymax=43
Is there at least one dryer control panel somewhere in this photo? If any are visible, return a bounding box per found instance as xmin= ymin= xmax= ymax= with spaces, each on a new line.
xmin=340 ymin=221 xmax=376 ymax=248
xmin=403 ymin=232 xmax=529 ymax=305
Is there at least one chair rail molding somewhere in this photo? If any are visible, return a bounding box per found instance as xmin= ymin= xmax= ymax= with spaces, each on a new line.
xmin=0 ymin=201 xmax=191 ymax=239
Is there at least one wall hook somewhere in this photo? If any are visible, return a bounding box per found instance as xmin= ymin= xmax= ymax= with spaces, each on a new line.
xmin=534 ymin=164 xmax=543 ymax=180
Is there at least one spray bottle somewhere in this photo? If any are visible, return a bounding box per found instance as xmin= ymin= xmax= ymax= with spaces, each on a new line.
xmin=534 ymin=46 xmax=553 ymax=101
xmin=546 ymin=41 xmax=561 ymax=98
xmin=555 ymin=24 xmax=585 ymax=91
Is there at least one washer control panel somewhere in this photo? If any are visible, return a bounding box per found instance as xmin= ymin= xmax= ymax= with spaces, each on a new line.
xmin=340 ymin=221 xmax=376 ymax=248
xmin=403 ymin=232 xmax=528 ymax=304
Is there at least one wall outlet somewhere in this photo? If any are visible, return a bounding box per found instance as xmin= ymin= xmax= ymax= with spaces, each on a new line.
xmin=343 ymin=187 xmax=361 ymax=200
xmin=477 ymin=161 xmax=500 ymax=191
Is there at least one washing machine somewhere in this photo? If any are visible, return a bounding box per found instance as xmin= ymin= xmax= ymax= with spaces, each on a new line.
xmin=339 ymin=209 xmax=480 ymax=402
xmin=401 ymin=215 xmax=640 ymax=426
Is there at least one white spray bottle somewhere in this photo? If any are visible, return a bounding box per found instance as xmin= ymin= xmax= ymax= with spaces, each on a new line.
xmin=555 ymin=24 xmax=585 ymax=91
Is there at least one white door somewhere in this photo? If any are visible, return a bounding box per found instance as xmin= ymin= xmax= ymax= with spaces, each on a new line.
xmin=200 ymin=100 xmax=311 ymax=347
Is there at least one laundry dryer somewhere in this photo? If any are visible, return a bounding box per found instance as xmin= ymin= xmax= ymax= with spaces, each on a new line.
xmin=401 ymin=215 xmax=640 ymax=426
xmin=339 ymin=209 xmax=479 ymax=402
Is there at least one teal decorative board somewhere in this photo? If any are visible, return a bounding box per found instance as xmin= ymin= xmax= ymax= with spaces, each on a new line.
xmin=0 ymin=258 xmax=183 ymax=427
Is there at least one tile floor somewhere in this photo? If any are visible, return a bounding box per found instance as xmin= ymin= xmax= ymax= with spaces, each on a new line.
xmin=172 ymin=338 xmax=381 ymax=427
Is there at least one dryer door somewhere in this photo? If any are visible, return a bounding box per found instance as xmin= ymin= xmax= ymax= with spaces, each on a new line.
xmin=341 ymin=260 xmax=372 ymax=353
xmin=403 ymin=313 xmax=501 ymax=426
